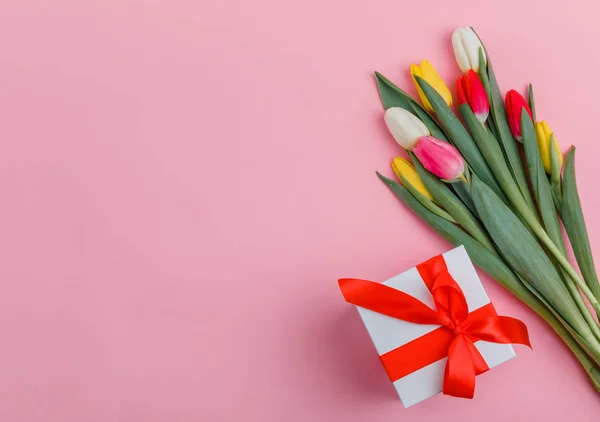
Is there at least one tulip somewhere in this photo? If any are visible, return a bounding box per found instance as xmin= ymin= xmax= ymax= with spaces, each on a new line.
xmin=452 ymin=27 xmax=487 ymax=73
xmin=410 ymin=60 xmax=452 ymax=112
xmin=536 ymin=121 xmax=563 ymax=174
xmin=391 ymin=157 xmax=434 ymax=200
xmin=457 ymin=70 xmax=489 ymax=123
xmin=505 ymin=90 xmax=533 ymax=141
xmin=384 ymin=107 xmax=430 ymax=150
xmin=413 ymin=136 xmax=465 ymax=180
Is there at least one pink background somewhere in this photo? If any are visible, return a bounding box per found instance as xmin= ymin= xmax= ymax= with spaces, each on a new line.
xmin=0 ymin=0 xmax=599 ymax=420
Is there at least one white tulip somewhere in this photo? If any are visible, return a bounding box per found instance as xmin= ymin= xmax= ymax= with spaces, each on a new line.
xmin=383 ymin=107 xmax=430 ymax=150
xmin=452 ymin=27 xmax=487 ymax=73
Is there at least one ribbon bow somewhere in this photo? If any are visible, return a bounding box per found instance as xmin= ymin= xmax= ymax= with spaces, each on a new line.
xmin=339 ymin=254 xmax=530 ymax=399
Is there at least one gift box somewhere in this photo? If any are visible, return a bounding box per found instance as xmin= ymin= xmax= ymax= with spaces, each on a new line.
xmin=339 ymin=245 xmax=530 ymax=408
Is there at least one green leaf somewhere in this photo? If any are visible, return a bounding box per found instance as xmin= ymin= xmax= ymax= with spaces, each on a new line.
xmin=549 ymin=134 xmax=562 ymax=184
xmin=374 ymin=71 xmax=413 ymax=110
xmin=521 ymin=109 xmax=564 ymax=253
xmin=410 ymin=153 xmax=494 ymax=251
xmin=549 ymin=134 xmax=563 ymax=211
xmin=477 ymin=48 xmax=491 ymax=101
xmin=413 ymin=76 xmax=505 ymax=201
xmin=470 ymin=175 xmax=592 ymax=338
xmin=408 ymin=101 xmax=448 ymax=141
xmin=550 ymin=183 xmax=562 ymax=212
xmin=459 ymin=104 xmax=535 ymax=231
xmin=395 ymin=171 xmax=456 ymax=223
xmin=459 ymin=105 xmax=514 ymax=188
xmin=374 ymin=72 xmax=448 ymax=142
xmin=528 ymin=83 xmax=537 ymax=123
xmin=485 ymin=62 xmax=536 ymax=211
xmin=561 ymin=147 xmax=600 ymax=302
xmin=449 ymin=179 xmax=478 ymax=215
xmin=521 ymin=112 xmax=600 ymax=329
xmin=520 ymin=117 xmax=600 ymax=329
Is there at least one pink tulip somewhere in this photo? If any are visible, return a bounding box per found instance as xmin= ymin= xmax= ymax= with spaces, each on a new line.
xmin=413 ymin=136 xmax=465 ymax=180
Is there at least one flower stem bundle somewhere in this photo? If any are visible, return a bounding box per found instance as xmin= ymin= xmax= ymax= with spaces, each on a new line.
xmin=376 ymin=26 xmax=600 ymax=393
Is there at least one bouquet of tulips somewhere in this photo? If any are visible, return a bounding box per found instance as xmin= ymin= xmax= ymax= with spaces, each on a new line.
xmin=376 ymin=26 xmax=600 ymax=392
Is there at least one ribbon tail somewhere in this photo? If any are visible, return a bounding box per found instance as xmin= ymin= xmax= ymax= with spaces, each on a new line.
xmin=467 ymin=341 xmax=489 ymax=376
xmin=443 ymin=335 xmax=477 ymax=399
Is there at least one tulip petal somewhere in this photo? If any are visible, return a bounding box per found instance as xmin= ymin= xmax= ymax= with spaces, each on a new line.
xmin=456 ymin=75 xmax=468 ymax=105
xmin=384 ymin=107 xmax=430 ymax=150
xmin=374 ymin=72 xmax=449 ymax=141
xmin=392 ymin=157 xmax=434 ymax=200
xmin=465 ymin=70 xmax=489 ymax=122
xmin=536 ymin=121 xmax=551 ymax=173
xmin=413 ymin=136 xmax=465 ymax=180
xmin=452 ymin=27 xmax=487 ymax=73
xmin=411 ymin=61 xmax=452 ymax=111
xmin=505 ymin=90 xmax=532 ymax=141
xmin=452 ymin=29 xmax=471 ymax=73
xmin=411 ymin=63 xmax=433 ymax=111
xmin=463 ymin=32 xmax=481 ymax=72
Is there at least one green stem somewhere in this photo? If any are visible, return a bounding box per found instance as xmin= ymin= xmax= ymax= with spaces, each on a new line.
xmin=550 ymin=181 xmax=562 ymax=212
xmin=531 ymin=225 xmax=600 ymax=316
xmin=562 ymin=268 xmax=600 ymax=342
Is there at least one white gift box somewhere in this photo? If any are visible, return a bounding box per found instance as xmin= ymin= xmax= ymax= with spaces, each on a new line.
xmin=355 ymin=245 xmax=516 ymax=408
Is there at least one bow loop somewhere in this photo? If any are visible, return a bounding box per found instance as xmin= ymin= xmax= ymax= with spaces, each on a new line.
xmin=338 ymin=278 xmax=446 ymax=326
xmin=431 ymin=269 xmax=470 ymax=328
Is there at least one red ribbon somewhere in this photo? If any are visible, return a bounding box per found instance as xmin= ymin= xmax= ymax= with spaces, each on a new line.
xmin=339 ymin=254 xmax=530 ymax=399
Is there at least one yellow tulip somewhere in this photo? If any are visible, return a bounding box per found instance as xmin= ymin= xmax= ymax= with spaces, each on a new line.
xmin=410 ymin=60 xmax=453 ymax=112
xmin=391 ymin=157 xmax=433 ymax=200
xmin=536 ymin=121 xmax=563 ymax=174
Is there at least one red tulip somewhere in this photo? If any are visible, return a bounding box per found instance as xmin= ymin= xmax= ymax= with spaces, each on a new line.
xmin=413 ymin=136 xmax=465 ymax=180
xmin=505 ymin=90 xmax=533 ymax=141
xmin=457 ymin=70 xmax=489 ymax=123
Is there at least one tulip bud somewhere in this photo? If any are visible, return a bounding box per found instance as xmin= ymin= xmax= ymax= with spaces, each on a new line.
xmin=410 ymin=60 xmax=452 ymax=112
xmin=457 ymin=70 xmax=489 ymax=123
xmin=536 ymin=121 xmax=563 ymax=175
xmin=452 ymin=27 xmax=487 ymax=73
xmin=413 ymin=136 xmax=465 ymax=180
xmin=383 ymin=107 xmax=430 ymax=150
xmin=391 ymin=157 xmax=434 ymax=200
xmin=505 ymin=90 xmax=533 ymax=142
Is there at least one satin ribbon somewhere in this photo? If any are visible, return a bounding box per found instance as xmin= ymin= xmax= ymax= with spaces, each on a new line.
xmin=339 ymin=254 xmax=530 ymax=399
